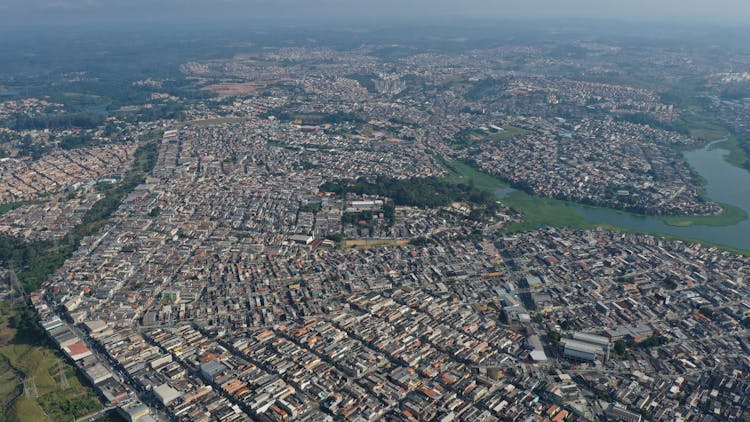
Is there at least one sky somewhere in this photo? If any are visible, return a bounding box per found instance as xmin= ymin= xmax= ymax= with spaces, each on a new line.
xmin=2 ymin=0 xmax=750 ymax=27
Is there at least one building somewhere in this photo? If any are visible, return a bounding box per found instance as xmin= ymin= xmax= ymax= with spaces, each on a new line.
xmin=154 ymin=383 xmax=182 ymax=406
xmin=560 ymin=338 xmax=602 ymax=362
xmin=606 ymin=404 xmax=642 ymax=422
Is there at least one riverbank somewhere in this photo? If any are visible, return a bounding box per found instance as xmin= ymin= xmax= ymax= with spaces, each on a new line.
xmin=659 ymin=202 xmax=747 ymax=227
xmin=440 ymin=157 xmax=750 ymax=254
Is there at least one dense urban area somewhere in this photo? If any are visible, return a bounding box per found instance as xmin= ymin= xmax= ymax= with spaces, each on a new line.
xmin=1 ymin=23 xmax=750 ymax=422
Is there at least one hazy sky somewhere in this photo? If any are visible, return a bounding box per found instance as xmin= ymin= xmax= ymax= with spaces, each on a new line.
xmin=2 ymin=0 xmax=750 ymax=26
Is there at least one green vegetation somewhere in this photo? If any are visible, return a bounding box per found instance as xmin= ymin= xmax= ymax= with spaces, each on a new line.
xmin=440 ymin=158 xmax=593 ymax=231
xmin=502 ymin=191 xmax=595 ymax=233
xmin=93 ymin=411 xmax=127 ymax=422
xmin=320 ymin=175 xmax=499 ymax=213
xmin=660 ymin=202 xmax=747 ymax=227
xmin=547 ymin=330 xmax=562 ymax=347
xmin=0 ymin=132 xmax=159 ymax=420
xmin=613 ymin=339 xmax=630 ymax=359
xmin=343 ymin=211 xmax=377 ymax=227
xmin=464 ymin=77 xmax=509 ymax=101
xmin=325 ymin=233 xmax=344 ymax=243
xmin=59 ymin=134 xmax=96 ymax=150
xmin=450 ymin=126 xmax=529 ymax=149
xmin=698 ymin=306 xmax=715 ymax=320
xmin=383 ymin=203 xmax=396 ymax=226
xmin=636 ymin=335 xmax=669 ymax=349
xmin=409 ymin=237 xmax=434 ymax=246
xmin=272 ymin=111 xmax=363 ymax=125
xmin=0 ymin=201 xmax=46 ymax=217
xmin=8 ymin=113 xmax=105 ymax=131
xmin=616 ymin=112 xmax=689 ymax=135
xmin=15 ymin=135 xmax=50 ymax=161
xmin=715 ymin=135 xmax=750 ymax=170
xmin=0 ymin=131 xmax=160 ymax=292
xmin=183 ymin=117 xmax=246 ymax=126
xmin=117 ymin=103 xmax=187 ymax=123
xmin=660 ymin=84 xmax=750 ymax=170
xmin=0 ymin=302 xmax=102 ymax=422
xmin=299 ymin=202 xmax=322 ymax=213
xmin=439 ymin=157 xmax=750 ymax=255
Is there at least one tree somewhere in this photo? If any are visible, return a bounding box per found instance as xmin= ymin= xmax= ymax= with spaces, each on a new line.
xmin=614 ymin=340 xmax=628 ymax=357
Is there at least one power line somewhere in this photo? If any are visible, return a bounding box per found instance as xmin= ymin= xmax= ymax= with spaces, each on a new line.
xmin=23 ymin=377 xmax=38 ymax=398
xmin=57 ymin=359 xmax=70 ymax=389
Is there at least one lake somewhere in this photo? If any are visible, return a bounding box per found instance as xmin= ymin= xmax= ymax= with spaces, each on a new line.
xmin=497 ymin=142 xmax=750 ymax=251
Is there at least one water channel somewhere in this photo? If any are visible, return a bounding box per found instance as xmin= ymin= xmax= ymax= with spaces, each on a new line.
xmin=497 ymin=142 xmax=750 ymax=251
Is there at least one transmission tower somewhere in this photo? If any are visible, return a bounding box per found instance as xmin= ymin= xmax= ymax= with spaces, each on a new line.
xmin=8 ymin=265 xmax=26 ymax=308
xmin=23 ymin=377 xmax=38 ymax=398
xmin=57 ymin=359 xmax=70 ymax=389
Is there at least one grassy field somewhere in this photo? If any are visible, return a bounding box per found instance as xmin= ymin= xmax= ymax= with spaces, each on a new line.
xmin=0 ymin=301 xmax=103 ymax=422
xmin=684 ymin=116 xmax=728 ymax=143
xmin=715 ymin=135 xmax=749 ymax=170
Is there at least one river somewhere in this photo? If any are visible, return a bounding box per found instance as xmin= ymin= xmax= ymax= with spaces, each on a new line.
xmin=498 ymin=142 xmax=750 ymax=251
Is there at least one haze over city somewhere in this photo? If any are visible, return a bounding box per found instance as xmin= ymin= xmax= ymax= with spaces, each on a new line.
xmin=2 ymin=2 xmax=750 ymax=422
xmin=2 ymin=0 xmax=750 ymax=25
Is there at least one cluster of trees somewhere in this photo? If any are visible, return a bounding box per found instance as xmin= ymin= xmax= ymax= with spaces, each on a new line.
xmin=117 ymin=103 xmax=187 ymax=123
xmin=299 ymin=202 xmax=322 ymax=213
xmin=636 ymin=335 xmax=669 ymax=349
xmin=9 ymin=112 xmax=105 ymax=131
xmin=0 ymin=235 xmax=73 ymax=294
xmin=272 ymin=111 xmax=363 ymax=125
xmin=613 ymin=335 xmax=670 ymax=359
xmin=719 ymin=82 xmax=750 ymax=101
xmin=320 ymin=176 xmax=499 ymax=212
xmin=59 ymin=134 xmax=97 ymax=150
xmin=616 ymin=112 xmax=690 ymax=135
xmin=409 ymin=236 xmax=434 ymax=246
xmin=38 ymin=390 xmax=102 ymax=421
xmin=464 ymin=77 xmax=509 ymax=101
xmin=342 ymin=211 xmax=376 ymax=226
xmin=16 ymin=135 xmax=50 ymax=160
